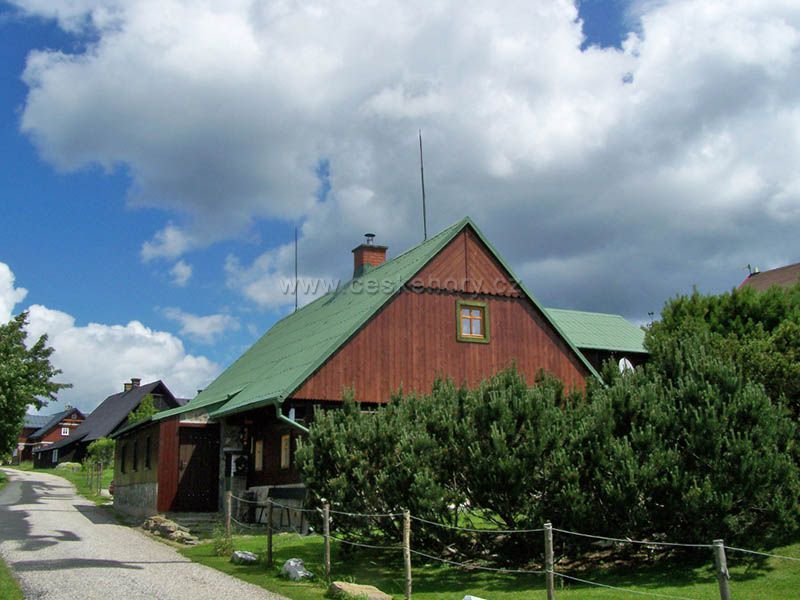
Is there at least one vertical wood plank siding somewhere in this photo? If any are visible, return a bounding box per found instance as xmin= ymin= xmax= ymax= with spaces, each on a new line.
xmin=291 ymin=230 xmax=589 ymax=403
xmin=156 ymin=417 xmax=179 ymax=512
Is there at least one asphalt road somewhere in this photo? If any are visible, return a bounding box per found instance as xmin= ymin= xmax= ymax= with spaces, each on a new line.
xmin=0 ymin=468 xmax=287 ymax=600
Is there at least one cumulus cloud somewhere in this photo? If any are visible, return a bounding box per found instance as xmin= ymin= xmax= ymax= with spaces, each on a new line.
xmin=162 ymin=307 xmax=239 ymax=344
xmin=12 ymin=0 xmax=800 ymax=318
xmin=0 ymin=262 xmax=28 ymax=323
xmin=1 ymin=261 xmax=219 ymax=412
xmin=141 ymin=225 xmax=194 ymax=262
xmin=169 ymin=259 xmax=193 ymax=286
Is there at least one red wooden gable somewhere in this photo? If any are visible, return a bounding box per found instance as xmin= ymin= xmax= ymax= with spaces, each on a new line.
xmin=290 ymin=228 xmax=590 ymax=403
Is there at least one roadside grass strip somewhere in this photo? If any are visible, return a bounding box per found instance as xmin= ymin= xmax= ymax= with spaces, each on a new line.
xmin=6 ymin=462 xmax=113 ymax=506
xmin=0 ymin=556 xmax=23 ymax=600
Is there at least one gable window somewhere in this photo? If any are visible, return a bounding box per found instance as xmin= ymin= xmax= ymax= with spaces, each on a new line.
xmin=145 ymin=436 xmax=152 ymax=470
xmin=456 ymin=300 xmax=490 ymax=343
xmin=61 ymin=427 xmax=70 ymax=436
xmin=280 ymin=434 xmax=291 ymax=469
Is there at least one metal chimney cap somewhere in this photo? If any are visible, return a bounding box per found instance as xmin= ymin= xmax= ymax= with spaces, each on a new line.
xmin=364 ymin=233 xmax=376 ymax=245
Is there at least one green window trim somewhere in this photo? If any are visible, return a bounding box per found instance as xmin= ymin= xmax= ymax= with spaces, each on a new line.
xmin=456 ymin=299 xmax=490 ymax=344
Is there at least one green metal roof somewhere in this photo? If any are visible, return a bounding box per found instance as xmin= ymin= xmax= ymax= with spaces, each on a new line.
xmin=159 ymin=217 xmax=600 ymax=421
xmin=544 ymin=308 xmax=646 ymax=354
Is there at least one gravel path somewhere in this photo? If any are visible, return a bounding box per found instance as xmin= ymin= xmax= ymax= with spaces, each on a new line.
xmin=0 ymin=468 xmax=288 ymax=600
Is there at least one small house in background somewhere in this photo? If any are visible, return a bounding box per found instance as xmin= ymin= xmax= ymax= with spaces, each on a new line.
xmin=145 ymin=217 xmax=608 ymax=518
xmin=14 ymin=409 xmax=86 ymax=464
xmin=14 ymin=414 xmax=50 ymax=464
xmin=545 ymin=308 xmax=647 ymax=373
xmin=19 ymin=408 xmax=85 ymax=463
xmin=33 ymin=379 xmax=185 ymax=468
xmin=739 ymin=261 xmax=800 ymax=292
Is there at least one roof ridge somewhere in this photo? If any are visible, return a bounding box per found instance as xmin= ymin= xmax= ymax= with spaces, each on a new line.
xmin=546 ymin=307 xmax=628 ymax=319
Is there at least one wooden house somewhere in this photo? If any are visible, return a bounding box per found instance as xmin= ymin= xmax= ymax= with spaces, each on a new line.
xmin=34 ymin=379 xmax=184 ymax=468
xmin=126 ymin=217 xmax=651 ymax=517
xmin=739 ymin=261 xmax=800 ymax=292
xmin=15 ymin=408 xmax=85 ymax=463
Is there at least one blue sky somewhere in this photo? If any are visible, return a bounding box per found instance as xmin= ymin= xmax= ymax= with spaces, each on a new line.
xmin=1 ymin=1 xmax=799 ymax=412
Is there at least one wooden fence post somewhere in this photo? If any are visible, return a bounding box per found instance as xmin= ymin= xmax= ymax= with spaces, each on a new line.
xmin=226 ymin=491 xmax=233 ymax=537
xmin=266 ymin=499 xmax=274 ymax=567
xmin=544 ymin=522 xmax=555 ymax=600
xmin=403 ymin=510 xmax=412 ymax=600
xmin=323 ymin=503 xmax=331 ymax=579
xmin=713 ymin=539 xmax=731 ymax=600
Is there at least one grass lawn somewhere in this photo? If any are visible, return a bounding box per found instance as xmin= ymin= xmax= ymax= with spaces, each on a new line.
xmin=0 ymin=471 xmax=23 ymax=600
xmin=181 ymin=532 xmax=800 ymax=599
xmin=9 ymin=461 xmax=113 ymax=505
xmin=0 ymin=556 xmax=23 ymax=600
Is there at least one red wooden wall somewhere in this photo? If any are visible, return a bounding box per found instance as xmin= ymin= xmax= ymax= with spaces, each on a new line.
xmin=37 ymin=415 xmax=83 ymax=444
xmin=291 ymin=229 xmax=590 ymax=403
xmin=156 ymin=417 xmax=179 ymax=512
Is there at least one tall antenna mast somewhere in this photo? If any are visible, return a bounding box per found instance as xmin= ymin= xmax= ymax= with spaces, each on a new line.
xmin=419 ymin=129 xmax=428 ymax=241
xmin=294 ymin=227 xmax=298 ymax=312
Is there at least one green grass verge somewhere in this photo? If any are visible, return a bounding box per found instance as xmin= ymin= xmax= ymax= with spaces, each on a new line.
xmin=0 ymin=556 xmax=23 ymax=600
xmin=0 ymin=470 xmax=7 ymax=492
xmin=9 ymin=461 xmax=113 ymax=506
xmin=180 ymin=532 xmax=800 ymax=599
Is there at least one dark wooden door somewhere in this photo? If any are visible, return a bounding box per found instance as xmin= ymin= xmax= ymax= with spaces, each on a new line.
xmin=175 ymin=426 xmax=220 ymax=511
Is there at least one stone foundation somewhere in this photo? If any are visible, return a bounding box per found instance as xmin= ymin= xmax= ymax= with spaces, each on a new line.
xmin=115 ymin=482 xmax=158 ymax=517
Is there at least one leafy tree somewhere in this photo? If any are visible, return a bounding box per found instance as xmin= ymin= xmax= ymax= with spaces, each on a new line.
xmin=128 ymin=394 xmax=157 ymax=424
xmin=86 ymin=437 xmax=115 ymax=467
xmin=0 ymin=312 xmax=69 ymax=457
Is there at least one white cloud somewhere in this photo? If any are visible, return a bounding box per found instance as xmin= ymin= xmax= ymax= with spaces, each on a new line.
xmin=162 ymin=307 xmax=239 ymax=344
xmin=169 ymin=259 xmax=193 ymax=286
xmin=141 ymin=225 xmax=194 ymax=261
xmin=11 ymin=0 xmax=800 ymax=317
xmin=0 ymin=262 xmax=28 ymax=323
xmin=0 ymin=261 xmax=219 ymax=413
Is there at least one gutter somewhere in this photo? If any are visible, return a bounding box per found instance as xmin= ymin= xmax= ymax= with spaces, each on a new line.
xmin=274 ymin=400 xmax=309 ymax=434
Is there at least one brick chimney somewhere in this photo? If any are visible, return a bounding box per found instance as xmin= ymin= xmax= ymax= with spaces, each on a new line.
xmin=352 ymin=233 xmax=387 ymax=277
xmin=124 ymin=378 xmax=141 ymax=392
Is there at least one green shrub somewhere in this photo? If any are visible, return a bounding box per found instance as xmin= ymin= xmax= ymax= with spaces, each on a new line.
xmin=212 ymin=524 xmax=233 ymax=557
xmin=55 ymin=462 xmax=81 ymax=472
xmin=300 ymin=351 xmax=800 ymax=558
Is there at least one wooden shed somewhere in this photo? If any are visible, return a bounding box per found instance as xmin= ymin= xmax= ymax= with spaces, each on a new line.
xmin=111 ymin=409 xmax=220 ymax=517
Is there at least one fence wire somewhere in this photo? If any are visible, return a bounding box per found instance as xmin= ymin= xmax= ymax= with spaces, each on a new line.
xmin=328 ymin=533 xmax=404 ymax=551
xmin=552 ymin=527 xmax=714 ymax=549
xmin=724 ymin=545 xmax=800 ymax=562
xmin=224 ymin=492 xmax=800 ymax=599
xmin=410 ymin=548 xmax=545 ymax=574
xmin=553 ymin=572 xmax=699 ymax=600
xmin=411 ymin=515 xmax=544 ymax=534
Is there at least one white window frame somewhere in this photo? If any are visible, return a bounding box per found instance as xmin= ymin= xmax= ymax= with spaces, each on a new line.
xmin=61 ymin=427 xmax=70 ymax=436
xmin=52 ymin=449 xmax=59 ymax=463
